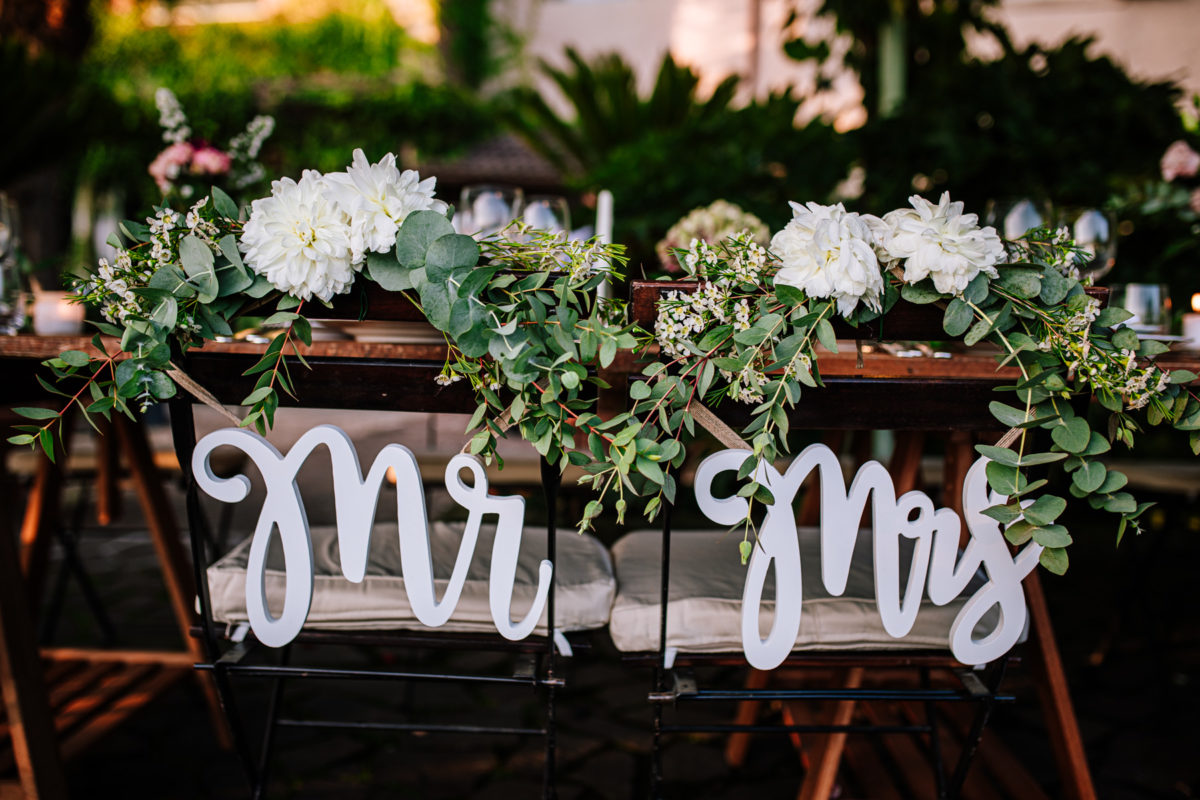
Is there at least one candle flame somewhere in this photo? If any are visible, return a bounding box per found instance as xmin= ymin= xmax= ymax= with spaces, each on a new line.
xmin=1192 ymin=293 xmax=1200 ymax=313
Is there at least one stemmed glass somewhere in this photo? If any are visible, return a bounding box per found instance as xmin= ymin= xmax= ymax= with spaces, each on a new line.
xmin=455 ymin=185 xmax=524 ymax=238
xmin=0 ymin=193 xmax=25 ymax=335
xmin=1053 ymin=206 xmax=1117 ymax=283
xmin=521 ymin=195 xmax=571 ymax=238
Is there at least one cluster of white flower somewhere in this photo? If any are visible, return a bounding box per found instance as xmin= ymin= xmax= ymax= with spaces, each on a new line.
xmin=240 ymin=149 xmax=446 ymax=302
xmin=655 ymin=289 xmax=709 ymax=359
xmin=719 ymin=364 xmax=769 ymax=405
xmin=657 ymin=200 xmax=771 ymax=274
xmin=434 ymin=372 xmax=463 ymax=387
xmin=771 ymin=193 xmax=1005 ymax=313
xmin=682 ymin=239 xmax=720 ymax=277
xmin=148 ymin=209 xmax=181 ymax=266
xmin=77 ymin=249 xmax=153 ymax=324
xmin=154 ymin=88 xmax=191 ymax=144
xmin=184 ymin=198 xmax=221 ymax=248
xmin=771 ymin=201 xmax=886 ymax=316
xmin=877 ymin=193 xmax=1005 ymax=295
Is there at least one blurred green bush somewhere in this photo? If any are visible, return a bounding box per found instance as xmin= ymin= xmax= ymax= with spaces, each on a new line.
xmin=77 ymin=3 xmax=494 ymax=207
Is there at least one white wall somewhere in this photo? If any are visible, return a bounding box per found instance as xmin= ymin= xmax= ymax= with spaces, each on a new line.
xmin=515 ymin=0 xmax=1200 ymax=127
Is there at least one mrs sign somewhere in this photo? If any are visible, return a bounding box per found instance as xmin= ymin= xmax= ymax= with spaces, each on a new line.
xmin=193 ymin=425 xmax=1041 ymax=665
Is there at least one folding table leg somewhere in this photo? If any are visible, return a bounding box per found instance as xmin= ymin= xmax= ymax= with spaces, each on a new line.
xmin=0 ymin=451 xmax=68 ymax=800
xmin=112 ymin=415 xmax=231 ymax=749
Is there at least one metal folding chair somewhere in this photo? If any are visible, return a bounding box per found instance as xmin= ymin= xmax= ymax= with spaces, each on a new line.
xmin=611 ymin=280 xmax=1032 ymax=799
xmin=168 ymin=286 xmax=615 ymax=799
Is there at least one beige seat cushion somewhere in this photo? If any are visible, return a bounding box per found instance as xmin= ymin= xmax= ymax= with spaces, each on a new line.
xmin=208 ymin=521 xmax=616 ymax=636
xmin=609 ymin=528 xmax=996 ymax=654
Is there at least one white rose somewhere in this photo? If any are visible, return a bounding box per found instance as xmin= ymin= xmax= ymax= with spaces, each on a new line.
xmin=239 ymin=170 xmax=356 ymax=302
xmin=323 ymin=149 xmax=448 ymax=264
xmin=770 ymin=201 xmax=885 ymax=316
xmin=880 ymin=192 xmax=1004 ymax=296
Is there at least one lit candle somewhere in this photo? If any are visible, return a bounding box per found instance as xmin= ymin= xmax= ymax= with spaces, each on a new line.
xmin=32 ymin=291 xmax=85 ymax=336
xmin=1183 ymin=294 xmax=1200 ymax=350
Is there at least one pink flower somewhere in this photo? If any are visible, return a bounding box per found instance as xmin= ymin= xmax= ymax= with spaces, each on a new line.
xmin=189 ymin=145 xmax=232 ymax=176
xmin=1160 ymin=140 xmax=1200 ymax=182
xmin=148 ymin=142 xmax=194 ymax=193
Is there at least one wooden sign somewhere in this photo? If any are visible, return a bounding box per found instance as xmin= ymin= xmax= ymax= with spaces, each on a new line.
xmin=191 ymin=424 xmax=552 ymax=647
xmin=694 ymin=444 xmax=1041 ymax=668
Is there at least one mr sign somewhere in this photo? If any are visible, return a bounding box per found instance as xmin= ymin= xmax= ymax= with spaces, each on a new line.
xmin=191 ymin=424 xmax=551 ymax=648
xmin=694 ymin=445 xmax=1042 ymax=669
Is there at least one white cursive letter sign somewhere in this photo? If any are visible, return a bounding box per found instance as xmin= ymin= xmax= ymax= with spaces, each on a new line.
xmin=191 ymin=425 xmax=552 ymax=647
xmin=693 ymin=445 xmax=1041 ymax=668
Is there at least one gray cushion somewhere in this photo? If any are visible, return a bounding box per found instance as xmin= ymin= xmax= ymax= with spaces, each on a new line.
xmin=608 ymin=527 xmax=995 ymax=654
xmin=208 ymin=521 xmax=616 ymax=636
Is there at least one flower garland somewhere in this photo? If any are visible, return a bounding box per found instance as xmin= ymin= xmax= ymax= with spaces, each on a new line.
xmin=11 ymin=153 xmax=1200 ymax=575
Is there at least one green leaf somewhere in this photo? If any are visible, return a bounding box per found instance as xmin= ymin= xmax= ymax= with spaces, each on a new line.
xmin=975 ymin=444 xmax=1019 ymax=467
xmin=738 ymin=539 xmax=753 ymax=565
xmin=636 ymin=456 xmax=665 ymax=485
xmin=943 ymin=298 xmax=974 ymax=337
xmin=1111 ymin=326 xmax=1139 ymax=351
xmin=995 ymin=267 xmax=1042 ymax=299
xmin=1102 ymin=492 xmax=1136 ymax=514
xmin=963 ymin=273 xmax=990 ymax=304
xmin=815 ymin=318 xmax=837 ymax=353
xmin=7 ymin=433 xmax=36 ymax=445
xmin=178 ymin=234 xmax=218 ymax=303
xmin=1024 ymin=495 xmax=1067 ymax=526
xmin=1169 ymin=369 xmax=1198 ymax=385
xmin=241 ymin=386 xmax=274 ymax=406
xmin=1038 ymin=269 xmax=1071 ymax=305
xmin=1032 ymin=524 xmax=1072 ymax=548
xmin=963 ymin=317 xmax=992 ymax=346
xmin=775 ymin=284 xmax=806 ymax=306
xmin=60 ymin=350 xmax=90 ymax=368
xmin=900 ymin=280 xmax=944 ymax=305
xmin=14 ymin=406 xmax=59 ymax=420
xmin=985 ymin=461 xmax=1024 ymax=496
xmin=418 ymin=281 xmax=453 ymax=330
xmin=988 ymin=401 xmax=1030 ymax=428
xmin=396 ymin=210 xmax=455 ymax=268
xmin=1072 ymin=461 xmax=1106 ymax=493
xmin=629 ymin=381 xmax=651 ymax=400
xmin=211 ymin=186 xmax=239 ymax=218
xmin=151 ymin=297 xmax=178 ymax=330
xmin=1051 ymin=417 xmax=1090 ymax=453
xmin=1094 ymin=306 xmax=1133 ymax=327
xmin=1039 ymin=547 xmax=1069 ymax=575
xmin=425 ymin=234 xmax=480 ymax=283
xmin=982 ymin=503 xmax=1022 ymax=524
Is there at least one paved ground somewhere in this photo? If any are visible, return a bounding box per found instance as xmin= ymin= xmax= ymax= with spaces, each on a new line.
xmin=7 ymin=422 xmax=1200 ymax=799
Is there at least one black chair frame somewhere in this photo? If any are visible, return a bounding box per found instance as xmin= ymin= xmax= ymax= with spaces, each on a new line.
xmin=170 ymin=310 xmax=573 ymax=799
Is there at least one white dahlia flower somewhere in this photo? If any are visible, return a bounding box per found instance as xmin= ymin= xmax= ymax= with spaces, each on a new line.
xmin=880 ymin=192 xmax=1005 ymax=296
xmin=324 ymin=149 xmax=448 ymax=264
xmin=239 ymin=170 xmax=356 ymax=302
xmin=770 ymin=201 xmax=885 ymax=316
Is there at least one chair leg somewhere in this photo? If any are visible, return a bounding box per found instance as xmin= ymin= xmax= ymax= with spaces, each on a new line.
xmin=947 ymin=659 xmax=1007 ymax=798
xmin=921 ymin=667 xmax=948 ymax=800
xmin=540 ymin=457 xmax=560 ymax=800
xmin=796 ymin=666 xmax=862 ymax=800
xmin=724 ymin=668 xmax=770 ymax=768
xmin=252 ymin=645 xmax=291 ymax=800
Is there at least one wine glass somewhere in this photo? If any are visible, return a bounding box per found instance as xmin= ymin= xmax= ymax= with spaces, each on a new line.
xmin=1110 ymin=283 xmax=1171 ymax=335
xmin=1054 ymin=206 xmax=1117 ymax=283
xmin=0 ymin=193 xmax=25 ymax=335
xmin=985 ymin=198 xmax=1045 ymax=240
xmin=521 ymin=195 xmax=571 ymax=238
xmin=456 ymin=185 xmax=524 ymax=238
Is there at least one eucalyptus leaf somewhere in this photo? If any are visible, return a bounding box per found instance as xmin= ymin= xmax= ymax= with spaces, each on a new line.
xmin=396 ymin=210 xmax=455 ymax=268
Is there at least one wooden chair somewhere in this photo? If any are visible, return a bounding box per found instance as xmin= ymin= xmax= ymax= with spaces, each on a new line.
xmin=169 ymin=285 xmax=616 ymax=799
xmin=608 ymin=280 xmax=1096 ymax=800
